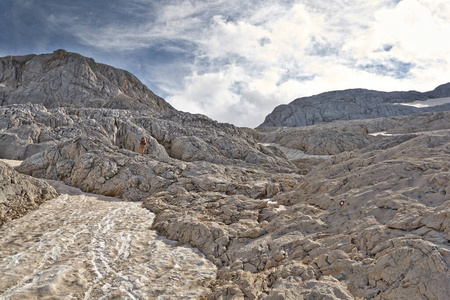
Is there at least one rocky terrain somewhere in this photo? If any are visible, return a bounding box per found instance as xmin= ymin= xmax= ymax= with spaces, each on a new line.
xmin=0 ymin=160 xmax=58 ymax=227
xmin=259 ymin=83 xmax=450 ymax=127
xmin=0 ymin=49 xmax=172 ymax=113
xmin=0 ymin=50 xmax=449 ymax=299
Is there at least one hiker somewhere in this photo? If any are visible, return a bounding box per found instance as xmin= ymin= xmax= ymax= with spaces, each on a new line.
xmin=139 ymin=137 xmax=147 ymax=155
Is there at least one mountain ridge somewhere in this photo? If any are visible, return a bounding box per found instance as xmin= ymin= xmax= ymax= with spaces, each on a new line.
xmin=0 ymin=49 xmax=174 ymax=113
xmin=259 ymin=82 xmax=450 ymax=128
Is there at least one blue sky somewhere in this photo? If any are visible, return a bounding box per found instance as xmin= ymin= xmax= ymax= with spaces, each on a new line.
xmin=1 ymin=0 xmax=449 ymax=127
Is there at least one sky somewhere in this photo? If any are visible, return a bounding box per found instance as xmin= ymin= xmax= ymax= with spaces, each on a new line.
xmin=1 ymin=0 xmax=450 ymax=127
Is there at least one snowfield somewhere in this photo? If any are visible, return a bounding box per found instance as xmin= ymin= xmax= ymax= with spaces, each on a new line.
xmin=0 ymin=161 xmax=217 ymax=299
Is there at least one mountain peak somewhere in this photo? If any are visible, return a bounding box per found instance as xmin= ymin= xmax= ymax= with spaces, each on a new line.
xmin=0 ymin=50 xmax=174 ymax=113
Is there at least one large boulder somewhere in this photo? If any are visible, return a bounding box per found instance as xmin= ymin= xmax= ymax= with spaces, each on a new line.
xmin=0 ymin=161 xmax=58 ymax=227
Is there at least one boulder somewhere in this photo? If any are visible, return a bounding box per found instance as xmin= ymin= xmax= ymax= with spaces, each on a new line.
xmin=0 ymin=161 xmax=58 ymax=227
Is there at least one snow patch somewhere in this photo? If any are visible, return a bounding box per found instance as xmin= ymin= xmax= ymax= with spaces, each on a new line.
xmin=0 ymin=177 xmax=217 ymax=299
xmin=395 ymin=97 xmax=450 ymax=108
xmin=261 ymin=143 xmax=332 ymax=160
xmin=369 ymin=132 xmax=396 ymax=136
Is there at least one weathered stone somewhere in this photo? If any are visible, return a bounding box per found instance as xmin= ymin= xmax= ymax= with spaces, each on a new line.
xmin=1 ymin=50 xmax=450 ymax=300
xmin=0 ymin=161 xmax=58 ymax=227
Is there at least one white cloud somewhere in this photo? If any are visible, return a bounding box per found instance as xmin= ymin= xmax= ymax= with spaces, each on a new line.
xmin=39 ymin=0 xmax=450 ymax=127
xmin=346 ymin=0 xmax=450 ymax=60
xmin=160 ymin=0 xmax=450 ymax=126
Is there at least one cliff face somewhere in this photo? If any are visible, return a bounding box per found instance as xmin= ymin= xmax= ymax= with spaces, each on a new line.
xmin=0 ymin=49 xmax=173 ymax=113
xmin=259 ymin=84 xmax=450 ymax=127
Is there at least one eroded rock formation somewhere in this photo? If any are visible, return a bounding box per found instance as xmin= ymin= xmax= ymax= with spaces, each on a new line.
xmin=0 ymin=161 xmax=58 ymax=227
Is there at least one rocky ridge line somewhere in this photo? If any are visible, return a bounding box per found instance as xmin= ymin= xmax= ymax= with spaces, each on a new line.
xmin=0 ymin=49 xmax=173 ymax=113
xmin=259 ymin=83 xmax=450 ymax=127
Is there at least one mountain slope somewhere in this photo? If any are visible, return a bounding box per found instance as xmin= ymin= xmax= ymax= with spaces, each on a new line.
xmin=0 ymin=50 xmax=294 ymax=171
xmin=259 ymin=83 xmax=450 ymax=127
xmin=0 ymin=49 xmax=173 ymax=113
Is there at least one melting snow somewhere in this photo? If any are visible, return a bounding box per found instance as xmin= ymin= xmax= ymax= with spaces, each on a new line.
xmin=261 ymin=143 xmax=332 ymax=160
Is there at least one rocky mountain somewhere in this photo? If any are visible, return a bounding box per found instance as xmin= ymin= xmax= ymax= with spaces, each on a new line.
xmin=259 ymin=83 xmax=450 ymax=127
xmin=0 ymin=49 xmax=173 ymax=112
xmin=0 ymin=50 xmax=292 ymax=170
xmin=1 ymin=50 xmax=449 ymax=299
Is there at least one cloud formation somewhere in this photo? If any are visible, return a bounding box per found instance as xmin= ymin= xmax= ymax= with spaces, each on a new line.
xmin=1 ymin=0 xmax=449 ymax=127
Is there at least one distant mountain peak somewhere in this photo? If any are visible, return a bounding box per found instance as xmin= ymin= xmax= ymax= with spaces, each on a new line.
xmin=259 ymin=83 xmax=450 ymax=128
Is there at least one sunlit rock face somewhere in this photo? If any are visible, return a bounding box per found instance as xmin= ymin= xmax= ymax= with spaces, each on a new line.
xmin=1 ymin=50 xmax=449 ymax=299
xmin=259 ymin=83 xmax=450 ymax=127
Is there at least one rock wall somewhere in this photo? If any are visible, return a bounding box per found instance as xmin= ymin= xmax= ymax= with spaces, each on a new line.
xmin=0 ymin=161 xmax=58 ymax=227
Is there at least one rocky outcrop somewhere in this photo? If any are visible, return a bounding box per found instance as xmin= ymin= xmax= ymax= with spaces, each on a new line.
xmin=0 ymin=161 xmax=58 ymax=227
xmin=0 ymin=103 xmax=293 ymax=170
xmin=258 ymin=110 xmax=450 ymax=155
xmin=15 ymin=135 xmax=300 ymax=201
xmin=260 ymin=127 xmax=374 ymax=155
xmin=259 ymin=83 xmax=450 ymax=127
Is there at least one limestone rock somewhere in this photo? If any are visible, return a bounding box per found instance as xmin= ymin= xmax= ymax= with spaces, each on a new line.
xmin=259 ymin=127 xmax=374 ymax=155
xmin=0 ymin=161 xmax=58 ymax=227
xmin=0 ymin=49 xmax=173 ymax=113
xmin=0 ymin=103 xmax=294 ymax=173
xmin=2 ymin=50 xmax=450 ymax=299
xmin=259 ymin=84 xmax=450 ymax=127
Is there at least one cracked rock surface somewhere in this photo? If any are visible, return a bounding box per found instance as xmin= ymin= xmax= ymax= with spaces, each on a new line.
xmin=0 ymin=160 xmax=58 ymax=227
